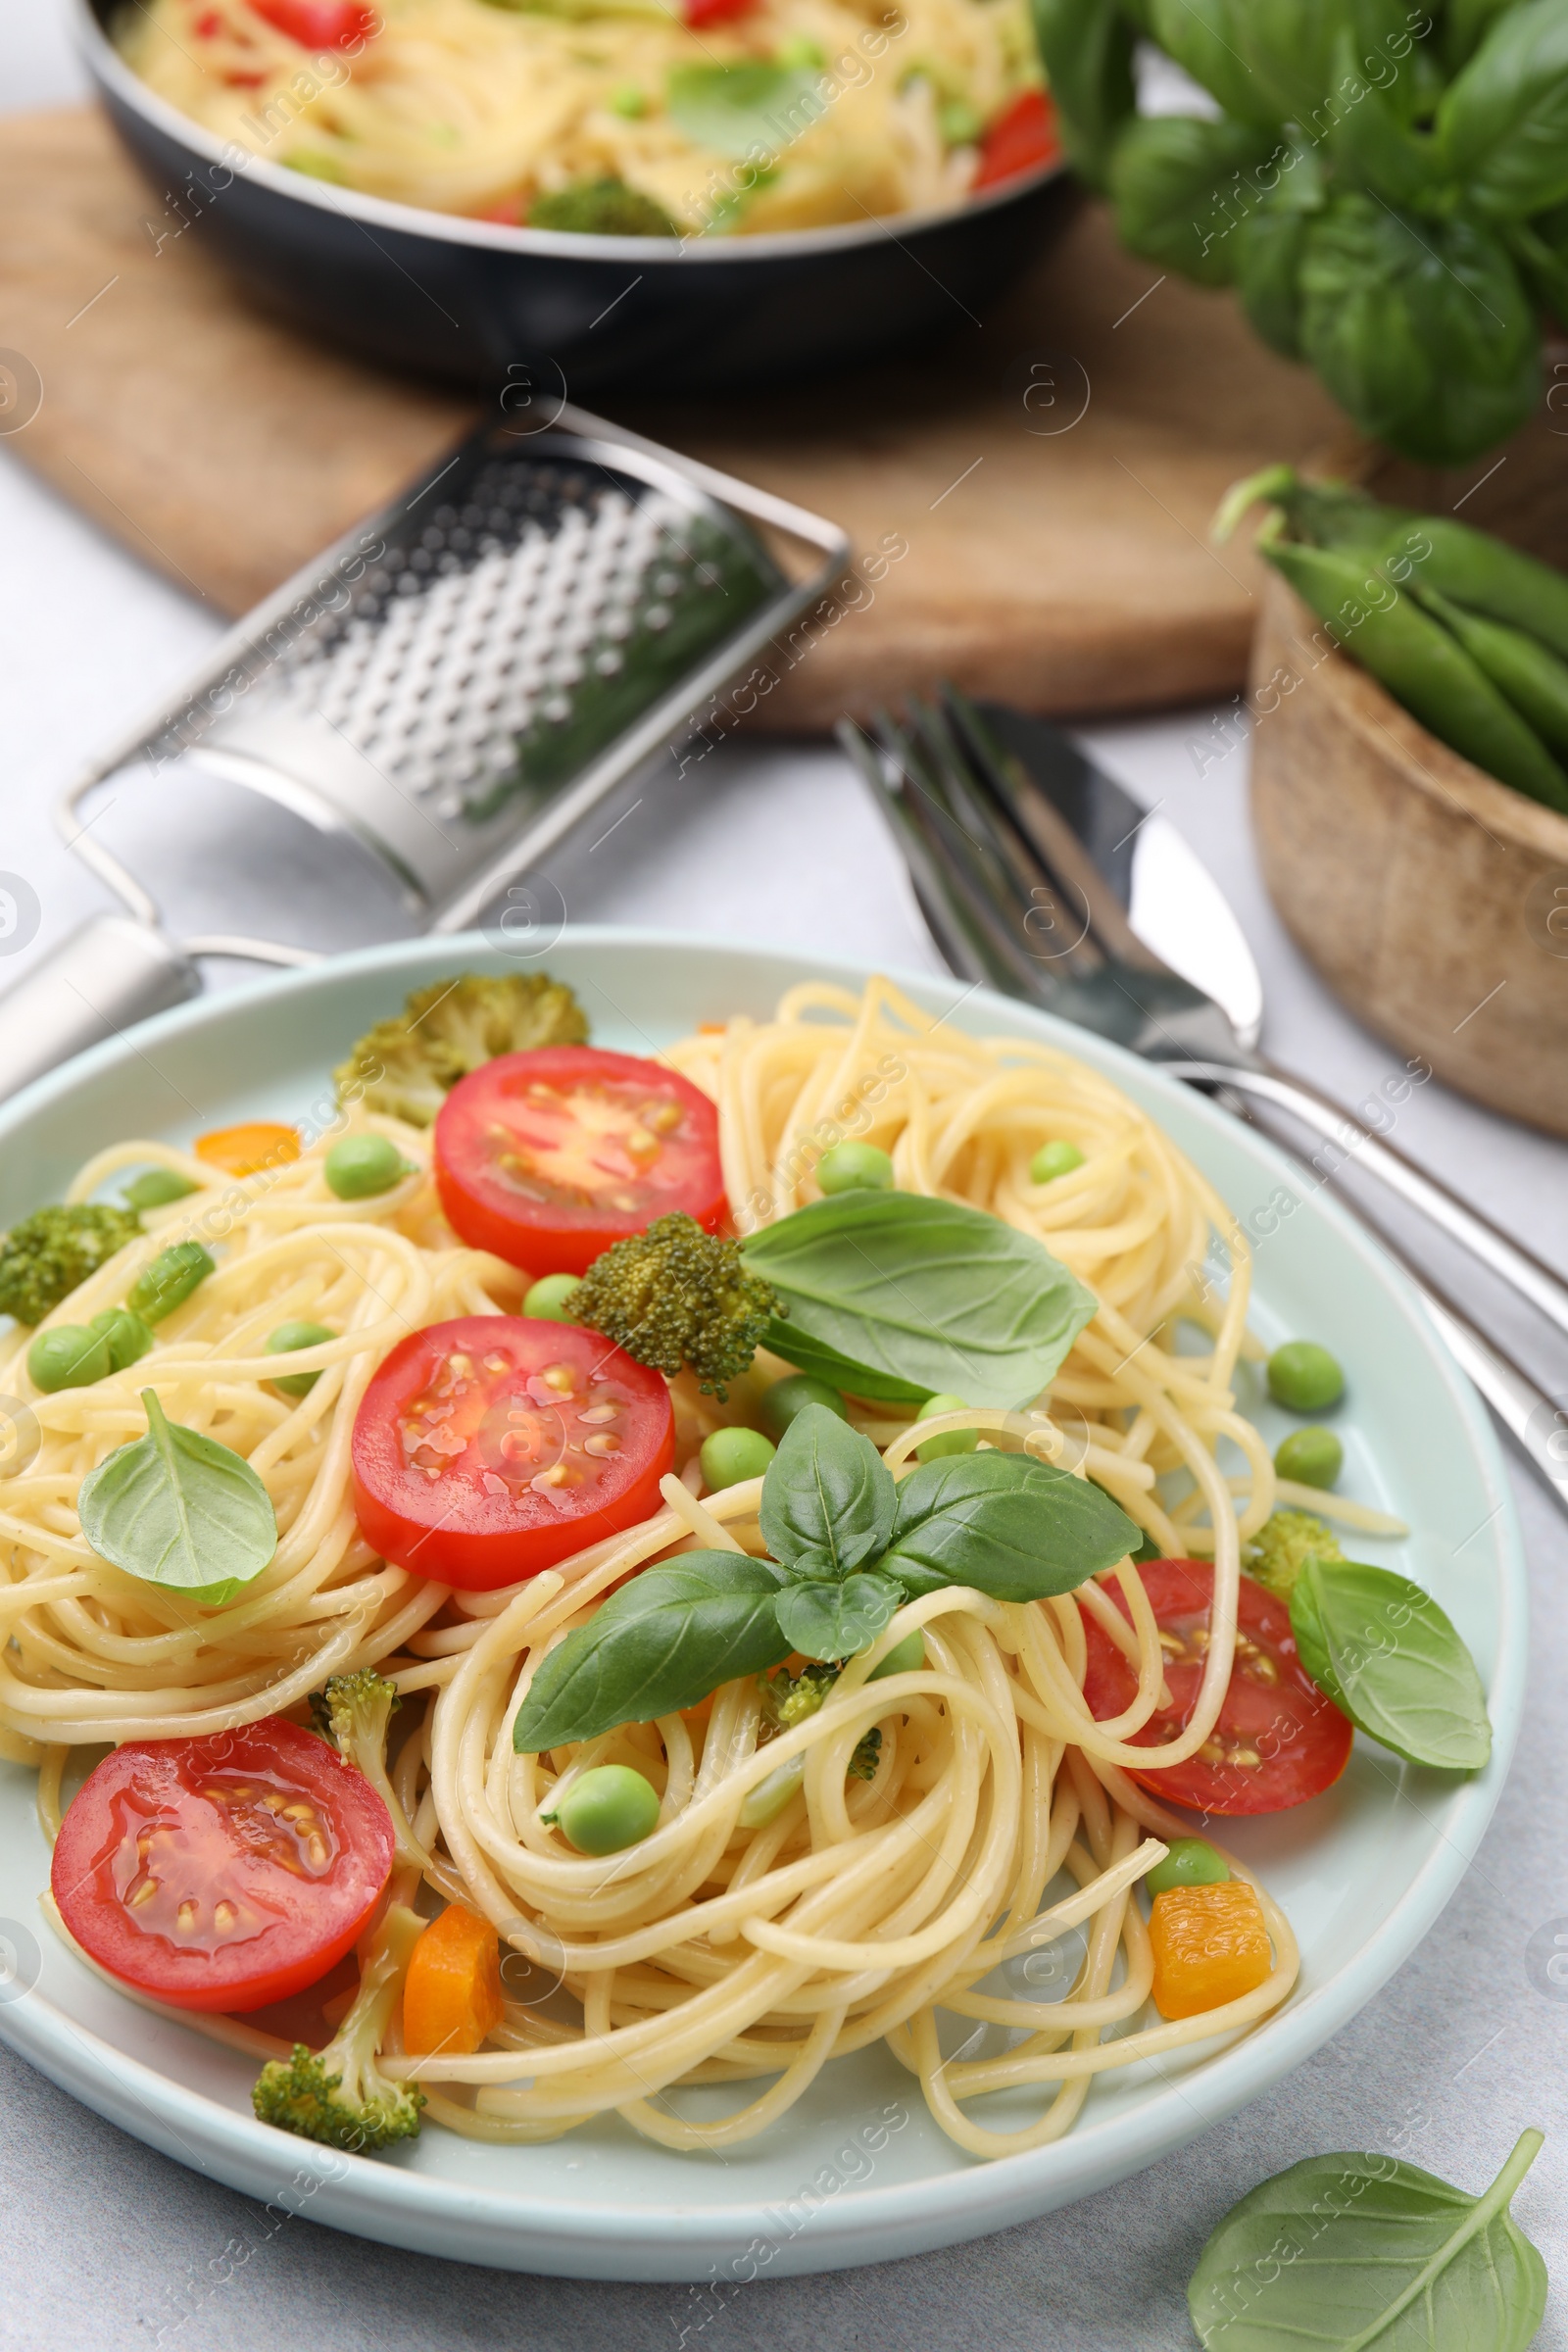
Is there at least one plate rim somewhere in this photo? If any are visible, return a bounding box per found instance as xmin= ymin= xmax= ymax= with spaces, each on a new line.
xmin=0 ymin=926 xmax=1528 ymax=2278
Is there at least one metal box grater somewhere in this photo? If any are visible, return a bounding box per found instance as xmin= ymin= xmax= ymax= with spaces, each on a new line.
xmin=0 ymin=405 xmax=848 ymax=1100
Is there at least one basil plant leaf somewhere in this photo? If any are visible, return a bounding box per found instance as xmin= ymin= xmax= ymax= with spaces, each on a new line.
xmin=1440 ymin=0 xmax=1568 ymax=221
xmin=1188 ymin=2131 xmax=1547 ymax=2352
xmin=1142 ymin=0 xmax=1279 ymax=125
xmin=1030 ymin=0 xmax=1137 ymax=192
xmin=77 ymin=1388 xmax=277 ymax=1607
xmin=1298 ymin=193 xmax=1538 ymax=467
xmin=759 ymin=1404 xmax=896 ymax=1579
xmin=744 ymin=1191 xmax=1097 ymax=1409
xmin=775 ymin=1572 xmax=903 ymax=1663
xmin=1290 ymin=1557 xmax=1492 ymax=1772
xmin=665 ymin=63 xmax=824 ymax=161
xmin=1108 ymin=114 xmax=1281 ymax=287
xmin=882 ymin=1451 xmax=1140 ymax=1602
xmin=513 ymin=1554 xmax=789 ymax=1752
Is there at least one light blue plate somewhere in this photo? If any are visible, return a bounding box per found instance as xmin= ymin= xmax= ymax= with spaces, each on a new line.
xmin=0 ymin=931 xmax=1526 ymax=2280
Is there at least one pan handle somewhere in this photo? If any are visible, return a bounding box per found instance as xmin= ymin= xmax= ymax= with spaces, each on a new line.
xmin=0 ymin=917 xmax=199 ymax=1103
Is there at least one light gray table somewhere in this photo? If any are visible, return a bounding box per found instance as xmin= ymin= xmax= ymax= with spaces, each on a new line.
xmin=3 ymin=17 xmax=1568 ymax=2347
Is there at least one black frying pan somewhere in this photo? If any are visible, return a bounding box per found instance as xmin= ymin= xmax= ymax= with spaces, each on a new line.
xmin=81 ymin=0 xmax=1077 ymax=396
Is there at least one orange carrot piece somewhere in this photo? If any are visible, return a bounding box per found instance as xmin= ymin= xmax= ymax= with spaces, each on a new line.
xmin=402 ymin=1903 xmax=505 ymax=2057
xmin=193 ymin=1122 xmax=301 ymax=1177
xmin=1150 ymin=1881 xmax=1272 ymax=2021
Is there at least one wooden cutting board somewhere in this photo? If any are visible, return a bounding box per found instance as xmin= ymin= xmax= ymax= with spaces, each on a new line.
xmin=0 ymin=105 xmax=1356 ymax=726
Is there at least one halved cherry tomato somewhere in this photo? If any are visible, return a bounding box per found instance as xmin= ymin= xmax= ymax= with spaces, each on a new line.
xmin=51 ymin=1717 xmax=394 ymax=2013
xmin=973 ymin=89 xmax=1059 ymax=191
xmin=433 ymin=1046 xmax=726 ymax=1278
xmin=249 ymin=0 xmax=378 ymax=49
xmin=684 ymin=0 xmax=755 ymax=24
xmin=194 ymin=1120 xmax=301 ymax=1177
xmin=1079 ymin=1560 xmax=1352 ymax=1816
xmin=351 ymin=1314 xmax=674 ymax=1590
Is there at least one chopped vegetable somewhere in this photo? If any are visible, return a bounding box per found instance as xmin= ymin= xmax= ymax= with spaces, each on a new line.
xmin=1266 ymin=1340 xmax=1345 ymax=1413
xmin=402 ymin=1903 xmax=506 ymax=2057
xmin=0 ymin=1204 xmax=140 ymax=1327
xmin=760 ymin=1373 xmax=848 ymax=1436
xmin=324 ymin=1133 xmax=408 ymax=1200
xmin=700 ymin=1424 xmax=775 ymax=1489
xmin=310 ymin=1669 xmax=423 ymax=1867
xmin=523 ymin=1272 xmax=581 ymax=1322
xmin=128 ymin=1242 xmax=216 ymax=1325
xmin=28 ymin=1325 xmax=112 ymax=1393
xmin=815 ymin=1141 xmax=895 ymax=1195
xmin=88 ymin=1307 xmax=154 ymax=1372
xmin=972 ymin=88 xmax=1058 ymax=189
xmin=529 ymin=179 xmax=676 ymax=235
xmin=1273 ymin=1425 xmax=1342 ymax=1489
xmin=763 ymin=1661 xmax=883 ymax=1779
xmin=121 ymin=1168 xmax=198 ymax=1213
xmin=250 ymin=0 xmax=378 ymax=48
xmin=572 ymin=1211 xmax=782 ymax=1398
xmin=1149 ymin=1880 xmax=1271 ymax=2019
xmin=252 ymin=1903 xmax=426 ymax=2150
xmin=1146 ymin=1837 xmax=1228 ymax=1895
xmin=332 ymin=971 xmax=588 ymax=1129
xmin=267 ymin=1319 xmax=336 ymax=1397
xmin=1244 ymin=1507 xmax=1344 ymax=1602
xmin=193 ymin=1122 xmax=300 ymax=1177
xmin=1029 ymin=1139 xmax=1084 ymax=1183
xmin=544 ymin=1763 xmax=662 ymax=1853
xmin=913 ymin=1393 xmax=980 ymax=1463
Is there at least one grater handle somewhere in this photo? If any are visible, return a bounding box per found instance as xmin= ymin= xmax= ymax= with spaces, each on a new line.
xmin=0 ymin=917 xmax=200 ymax=1103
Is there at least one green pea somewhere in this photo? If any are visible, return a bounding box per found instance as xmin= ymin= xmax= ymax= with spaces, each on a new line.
xmin=546 ymin=1763 xmax=661 ymax=1855
xmin=610 ymin=79 xmax=645 ymax=115
xmin=1029 ymin=1140 xmax=1085 ymax=1184
xmin=1147 ymin=1837 xmax=1230 ymax=1896
xmin=524 ymin=1273 xmax=582 ymax=1323
xmin=29 ymin=1325 xmax=112 ymax=1393
xmin=1274 ymin=1425 xmax=1343 ymax=1490
xmin=914 ymin=1392 xmax=980 ymax=1463
xmin=868 ymin=1629 xmax=925 ymax=1681
xmin=777 ymin=32 xmax=825 ymax=66
xmin=760 ymin=1374 xmax=850 ymax=1438
xmin=128 ymin=1243 xmax=216 ymax=1326
xmin=122 ymin=1168 xmax=198 ymax=1214
xmin=324 ymin=1133 xmax=407 ymax=1200
xmin=1267 ymin=1340 xmax=1345 ymax=1414
xmin=700 ymin=1426 xmax=775 ymax=1491
xmin=815 ymin=1141 xmax=895 ymax=1196
xmin=87 ymin=1308 xmax=155 ymax=1373
xmin=266 ymin=1320 xmax=336 ymax=1397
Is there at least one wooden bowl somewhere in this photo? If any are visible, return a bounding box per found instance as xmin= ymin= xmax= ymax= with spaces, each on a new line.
xmin=1247 ymin=398 xmax=1568 ymax=1136
xmin=1249 ymin=567 xmax=1568 ymax=1135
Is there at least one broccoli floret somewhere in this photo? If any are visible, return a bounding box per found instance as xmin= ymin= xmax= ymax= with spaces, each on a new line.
xmin=762 ymin=1662 xmax=882 ymax=1780
xmin=1245 ymin=1507 xmax=1346 ymax=1602
xmin=252 ymin=1904 xmax=426 ymax=2152
xmin=571 ymin=1211 xmax=783 ymax=1397
xmin=333 ymin=970 xmax=588 ymax=1127
xmin=528 ymin=179 xmax=676 ymax=236
xmin=0 ymin=1204 xmax=141 ymax=1327
xmin=311 ymin=1670 xmax=423 ymax=1873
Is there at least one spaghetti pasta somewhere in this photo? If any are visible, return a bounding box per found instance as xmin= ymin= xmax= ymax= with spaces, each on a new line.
xmin=11 ymin=975 xmax=1303 ymax=2157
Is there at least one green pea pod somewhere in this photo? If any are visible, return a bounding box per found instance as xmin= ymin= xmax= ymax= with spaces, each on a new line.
xmin=1215 ymin=466 xmax=1568 ymax=663
xmin=1258 ymin=531 xmax=1568 ymax=811
xmin=1030 ymin=0 xmax=1137 ymax=194
xmin=1416 ymin=586 xmax=1568 ymax=761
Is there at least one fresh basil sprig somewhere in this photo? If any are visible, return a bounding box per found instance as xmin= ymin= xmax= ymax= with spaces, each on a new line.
xmin=742 ymin=1192 xmax=1097 ymax=1409
xmin=1290 ymin=1557 xmax=1492 ymax=1773
xmin=77 ymin=1389 xmax=278 ymax=1607
xmin=1188 ymin=2129 xmax=1546 ymax=2351
xmin=514 ymin=1405 xmax=1138 ymax=1752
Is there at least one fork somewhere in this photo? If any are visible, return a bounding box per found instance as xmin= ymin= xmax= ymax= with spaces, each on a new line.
xmin=840 ymin=691 xmax=1568 ymax=1504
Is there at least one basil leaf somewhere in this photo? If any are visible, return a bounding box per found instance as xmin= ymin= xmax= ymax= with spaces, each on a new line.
xmin=744 ymin=1193 xmax=1097 ymax=1409
xmin=1188 ymin=2131 xmax=1546 ymax=2352
xmin=1298 ymin=194 xmax=1537 ymax=468
xmin=759 ymin=1405 xmax=895 ymax=1579
xmin=513 ymin=1554 xmax=789 ymax=1751
xmin=1142 ymin=0 xmax=1279 ymax=126
xmin=665 ymin=64 xmax=824 ymax=161
xmin=775 ymin=1572 xmax=902 ymax=1662
xmin=1030 ymin=0 xmax=1137 ymax=193
xmin=77 ymin=1389 xmax=277 ymax=1607
xmin=1440 ymin=0 xmax=1568 ymax=220
xmin=1290 ymin=1557 xmax=1492 ymax=1772
xmin=1108 ymin=114 xmax=1281 ymax=287
xmin=881 ymin=1451 xmax=1140 ymax=1601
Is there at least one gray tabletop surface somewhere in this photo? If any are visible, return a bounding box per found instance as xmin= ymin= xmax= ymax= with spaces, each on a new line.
xmin=4 ymin=13 xmax=1568 ymax=2347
